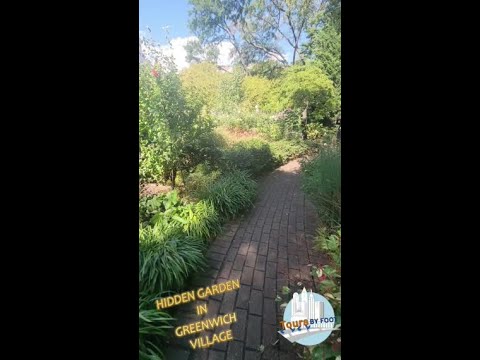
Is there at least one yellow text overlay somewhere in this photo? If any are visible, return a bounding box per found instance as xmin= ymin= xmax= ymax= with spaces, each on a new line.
xmin=189 ymin=330 xmax=234 ymax=349
xmin=175 ymin=312 xmax=237 ymax=337
xmin=156 ymin=279 xmax=240 ymax=310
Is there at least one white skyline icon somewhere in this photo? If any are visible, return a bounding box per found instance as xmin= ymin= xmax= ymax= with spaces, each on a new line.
xmin=279 ymin=288 xmax=335 ymax=343
xmin=291 ymin=288 xmax=330 ymax=329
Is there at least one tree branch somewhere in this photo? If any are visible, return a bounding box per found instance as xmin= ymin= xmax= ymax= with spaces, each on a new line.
xmin=242 ymin=36 xmax=288 ymax=64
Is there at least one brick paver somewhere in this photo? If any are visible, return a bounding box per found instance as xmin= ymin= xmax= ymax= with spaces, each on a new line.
xmin=166 ymin=159 xmax=326 ymax=359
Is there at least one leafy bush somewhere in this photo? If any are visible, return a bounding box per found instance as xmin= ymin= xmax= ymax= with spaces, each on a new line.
xmin=139 ymin=229 xmax=207 ymax=294
xmin=179 ymin=130 xmax=225 ymax=179
xmin=139 ymin=144 xmax=160 ymax=183
xmin=139 ymin=193 xmax=167 ymax=225
xmin=140 ymin=191 xmax=222 ymax=240
xmin=269 ymin=139 xmax=310 ymax=164
xmin=309 ymin=228 xmax=342 ymax=360
xmin=270 ymin=63 xmax=340 ymax=126
xmin=315 ymin=228 xmax=341 ymax=268
xmin=249 ymin=60 xmax=285 ymax=80
xmin=221 ymin=139 xmax=277 ymax=177
xmin=139 ymin=63 xmax=217 ymax=187
xmin=171 ymin=200 xmax=222 ymax=240
xmin=184 ymin=168 xmax=222 ymax=197
xmin=215 ymin=110 xmax=258 ymax=132
xmin=139 ymin=191 xmax=183 ymax=226
xmin=215 ymin=69 xmax=244 ymax=113
xmin=220 ymin=136 xmax=312 ymax=177
xmin=139 ymin=294 xmax=175 ymax=360
xmin=200 ymin=170 xmax=257 ymax=220
xmin=242 ymin=76 xmax=274 ymax=112
xmin=180 ymin=62 xmax=224 ymax=109
xmin=306 ymin=122 xmax=339 ymax=144
xmin=256 ymin=110 xmax=303 ymax=141
xmin=301 ymin=146 xmax=341 ymax=229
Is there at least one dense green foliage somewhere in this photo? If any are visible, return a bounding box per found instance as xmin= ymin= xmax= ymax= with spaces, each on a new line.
xmin=269 ymin=139 xmax=310 ymax=163
xmin=184 ymin=39 xmax=220 ymax=65
xmin=139 ymin=191 xmax=222 ymax=240
xmin=216 ymin=68 xmax=245 ymax=114
xmin=188 ymin=0 xmax=326 ymax=67
xmin=301 ymin=146 xmax=341 ymax=229
xmin=304 ymin=23 xmax=341 ymax=91
xmin=184 ymin=168 xmax=222 ymax=197
xmin=272 ymin=64 xmax=339 ymax=126
xmin=180 ymin=62 xmax=224 ymax=109
xmin=304 ymin=0 xmax=341 ymax=93
xmin=138 ymin=217 xmax=207 ymax=359
xmin=241 ymin=76 xmax=274 ymax=112
xmin=222 ymin=139 xmax=277 ymax=176
xmin=220 ymin=138 xmax=311 ymax=177
xmin=199 ymin=171 xmax=257 ymax=220
xmin=139 ymin=229 xmax=207 ymax=294
xmin=139 ymin=295 xmax=175 ymax=360
xmin=302 ymin=146 xmax=341 ymax=359
xmin=139 ymin=63 xmax=218 ymax=187
xmin=249 ymin=60 xmax=285 ymax=79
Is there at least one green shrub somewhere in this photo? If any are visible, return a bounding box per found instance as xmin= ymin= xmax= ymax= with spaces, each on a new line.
xmin=171 ymin=200 xmax=222 ymax=240
xmin=314 ymin=228 xmax=341 ymax=267
xmin=241 ymin=76 xmax=274 ymax=112
xmin=139 ymin=294 xmax=175 ymax=360
xmin=215 ymin=111 xmax=258 ymax=132
xmin=184 ymin=168 xmax=221 ymax=195
xmin=139 ymin=228 xmax=207 ymax=294
xmin=141 ymin=191 xmax=222 ymax=240
xmin=200 ymin=170 xmax=257 ymax=220
xmin=179 ymin=130 xmax=225 ymax=177
xmin=257 ymin=121 xmax=284 ymax=141
xmin=270 ymin=63 xmax=340 ymax=125
xmin=139 ymin=63 xmax=217 ymax=188
xmin=301 ymin=146 xmax=341 ymax=229
xmin=139 ymin=143 xmax=164 ymax=183
xmin=139 ymin=194 xmax=167 ymax=225
xmin=306 ymin=122 xmax=339 ymax=144
xmin=139 ymin=191 xmax=183 ymax=227
xmin=269 ymin=140 xmax=309 ymax=164
xmin=222 ymin=139 xmax=276 ymax=177
xmin=256 ymin=110 xmax=302 ymax=141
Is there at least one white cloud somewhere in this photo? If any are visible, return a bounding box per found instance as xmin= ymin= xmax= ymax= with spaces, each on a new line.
xmin=140 ymin=34 xmax=235 ymax=71
xmin=160 ymin=36 xmax=197 ymax=71
xmin=217 ymin=41 xmax=235 ymax=67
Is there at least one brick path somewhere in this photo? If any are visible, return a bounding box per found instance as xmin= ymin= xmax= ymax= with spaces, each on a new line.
xmin=166 ymin=159 xmax=327 ymax=360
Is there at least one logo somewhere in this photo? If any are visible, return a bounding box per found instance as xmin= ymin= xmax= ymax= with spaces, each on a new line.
xmin=278 ymin=288 xmax=336 ymax=346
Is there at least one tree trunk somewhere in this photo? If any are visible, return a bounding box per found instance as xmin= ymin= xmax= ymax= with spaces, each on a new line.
xmin=170 ymin=169 xmax=177 ymax=189
xmin=301 ymin=102 xmax=308 ymax=140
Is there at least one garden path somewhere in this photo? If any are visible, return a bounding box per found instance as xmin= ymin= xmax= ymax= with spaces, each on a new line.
xmin=166 ymin=159 xmax=327 ymax=360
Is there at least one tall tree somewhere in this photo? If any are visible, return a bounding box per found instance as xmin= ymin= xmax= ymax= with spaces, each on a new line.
xmin=188 ymin=0 xmax=326 ymax=67
xmin=184 ymin=39 xmax=220 ymax=64
xmin=303 ymin=0 xmax=341 ymax=90
xmin=242 ymin=0 xmax=326 ymax=64
xmin=188 ymin=0 xmax=250 ymax=69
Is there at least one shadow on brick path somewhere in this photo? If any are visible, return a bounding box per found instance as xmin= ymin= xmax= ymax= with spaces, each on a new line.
xmin=165 ymin=159 xmax=329 ymax=360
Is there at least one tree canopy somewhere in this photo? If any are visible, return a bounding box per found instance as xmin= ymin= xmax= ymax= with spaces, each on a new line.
xmin=188 ymin=0 xmax=328 ymax=68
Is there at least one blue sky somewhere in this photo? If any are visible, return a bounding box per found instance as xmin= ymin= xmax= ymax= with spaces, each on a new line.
xmin=138 ymin=0 xmax=294 ymax=68
xmin=139 ymin=0 xmax=191 ymax=44
xmin=139 ymin=0 xmax=235 ymax=70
